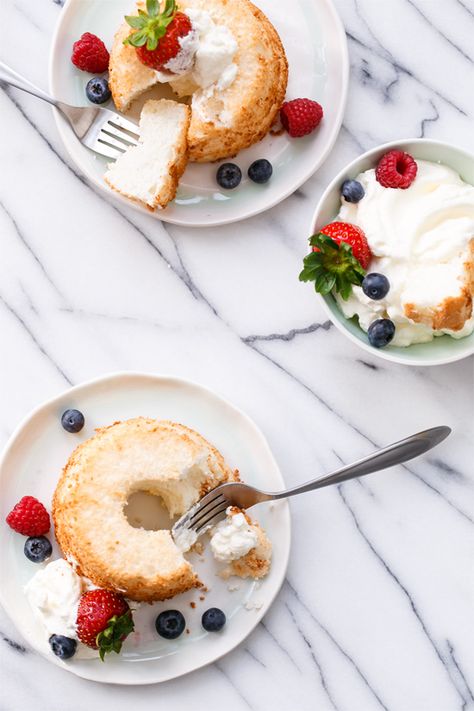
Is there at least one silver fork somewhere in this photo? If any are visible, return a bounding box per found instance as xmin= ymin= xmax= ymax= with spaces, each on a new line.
xmin=0 ymin=61 xmax=139 ymax=160
xmin=172 ymin=426 xmax=451 ymax=541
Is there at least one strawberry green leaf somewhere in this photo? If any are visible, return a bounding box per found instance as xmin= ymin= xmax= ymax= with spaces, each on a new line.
xmin=315 ymin=272 xmax=336 ymax=295
xmin=146 ymin=0 xmax=159 ymax=17
xmin=299 ymin=232 xmax=366 ymax=300
xmin=124 ymin=15 xmax=147 ymax=29
xmin=96 ymin=611 xmax=134 ymax=662
xmin=127 ymin=29 xmax=149 ymax=46
xmin=124 ymin=0 xmax=177 ymax=50
xmin=163 ymin=0 xmax=176 ymax=16
xmin=309 ymin=232 xmax=338 ymax=251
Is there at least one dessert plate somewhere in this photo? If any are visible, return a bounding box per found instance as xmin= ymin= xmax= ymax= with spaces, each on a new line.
xmin=0 ymin=373 xmax=290 ymax=684
xmin=48 ymin=0 xmax=349 ymax=226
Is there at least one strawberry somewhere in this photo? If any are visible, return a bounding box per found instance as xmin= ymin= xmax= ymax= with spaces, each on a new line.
xmin=6 ymin=496 xmax=50 ymax=536
xmin=299 ymin=222 xmax=372 ymax=300
xmin=76 ymin=590 xmax=134 ymax=661
xmin=124 ymin=0 xmax=192 ymax=71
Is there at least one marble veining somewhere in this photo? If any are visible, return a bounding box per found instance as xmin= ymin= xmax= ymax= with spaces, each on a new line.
xmin=0 ymin=0 xmax=473 ymax=710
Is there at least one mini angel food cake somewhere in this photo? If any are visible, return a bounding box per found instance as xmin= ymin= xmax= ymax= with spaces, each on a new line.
xmin=109 ymin=0 xmax=288 ymax=163
xmin=53 ymin=417 xmax=272 ymax=603
xmin=53 ymin=418 xmax=239 ymax=602
xmin=301 ymin=151 xmax=474 ymax=348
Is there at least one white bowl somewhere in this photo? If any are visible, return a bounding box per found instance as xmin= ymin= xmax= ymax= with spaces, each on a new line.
xmin=309 ymin=139 xmax=474 ymax=366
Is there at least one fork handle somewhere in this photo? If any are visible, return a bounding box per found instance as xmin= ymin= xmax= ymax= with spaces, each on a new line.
xmin=0 ymin=61 xmax=58 ymax=107
xmin=270 ymin=426 xmax=451 ymax=499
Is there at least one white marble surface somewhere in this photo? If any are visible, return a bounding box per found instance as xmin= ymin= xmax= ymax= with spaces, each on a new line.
xmin=1 ymin=0 xmax=474 ymax=709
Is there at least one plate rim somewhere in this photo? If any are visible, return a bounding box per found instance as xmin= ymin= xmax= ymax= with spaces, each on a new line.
xmin=0 ymin=371 xmax=291 ymax=684
xmin=47 ymin=0 xmax=349 ymax=227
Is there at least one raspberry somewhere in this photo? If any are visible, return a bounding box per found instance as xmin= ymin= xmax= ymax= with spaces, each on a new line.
xmin=375 ymin=150 xmax=418 ymax=189
xmin=280 ymin=99 xmax=323 ymax=138
xmin=6 ymin=496 xmax=50 ymax=536
xmin=71 ymin=33 xmax=109 ymax=73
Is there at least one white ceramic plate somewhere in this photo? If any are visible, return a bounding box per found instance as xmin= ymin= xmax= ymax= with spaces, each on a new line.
xmin=309 ymin=139 xmax=474 ymax=367
xmin=0 ymin=372 xmax=290 ymax=684
xmin=48 ymin=0 xmax=348 ymax=226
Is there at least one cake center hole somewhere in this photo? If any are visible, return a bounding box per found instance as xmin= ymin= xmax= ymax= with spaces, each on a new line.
xmin=124 ymin=491 xmax=174 ymax=531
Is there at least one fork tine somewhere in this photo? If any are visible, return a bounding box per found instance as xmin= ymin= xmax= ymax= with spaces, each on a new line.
xmin=194 ymin=503 xmax=229 ymax=533
xmin=97 ymin=129 xmax=137 ymax=152
xmin=184 ymin=488 xmax=224 ymax=521
xmin=95 ymin=139 xmax=126 ymax=161
xmin=97 ymin=133 xmax=128 ymax=151
xmin=190 ymin=494 xmax=228 ymax=529
xmin=102 ymin=122 xmax=139 ymax=146
xmin=108 ymin=114 xmax=140 ymax=137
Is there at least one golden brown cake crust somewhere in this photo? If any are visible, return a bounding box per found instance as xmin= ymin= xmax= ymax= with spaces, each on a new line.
xmin=53 ymin=418 xmax=235 ymax=602
xmin=403 ymin=241 xmax=474 ymax=331
xmin=404 ymin=290 xmax=472 ymax=332
xmin=108 ymin=20 xmax=159 ymax=114
xmin=182 ymin=0 xmax=289 ymax=163
xmin=108 ymin=0 xmax=288 ymax=163
xmin=219 ymin=508 xmax=272 ymax=580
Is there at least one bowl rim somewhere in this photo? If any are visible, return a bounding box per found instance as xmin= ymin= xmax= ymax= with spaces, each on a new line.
xmin=309 ymin=137 xmax=474 ymax=367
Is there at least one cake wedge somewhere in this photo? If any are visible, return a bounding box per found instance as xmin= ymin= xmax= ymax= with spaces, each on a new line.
xmin=105 ymin=99 xmax=191 ymax=210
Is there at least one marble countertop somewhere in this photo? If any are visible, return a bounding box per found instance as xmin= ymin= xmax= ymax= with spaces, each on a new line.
xmin=1 ymin=0 xmax=473 ymax=709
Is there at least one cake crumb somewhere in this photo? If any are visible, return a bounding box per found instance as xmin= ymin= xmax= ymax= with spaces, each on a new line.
xmin=186 ymin=629 xmax=190 ymax=634
xmin=244 ymin=600 xmax=263 ymax=611
xmin=190 ymin=601 xmax=196 ymax=609
xmin=199 ymin=595 xmax=205 ymax=601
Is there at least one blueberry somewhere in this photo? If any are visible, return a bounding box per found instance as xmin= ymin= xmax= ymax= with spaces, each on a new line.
xmin=49 ymin=635 xmax=77 ymax=660
xmin=61 ymin=409 xmax=85 ymax=433
xmin=368 ymin=319 xmax=396 ymax=348
xmin=85 ymin=77 xmax=111 ymax=104
xmin=248 ymin=159 xmax=273 ymax=184
xmin=202 ymin=607 xmax=226 ymax=632
xmin=24 ymin=536 xmax=52 ymax=563
xmin=341 ymin=179 xmax=365 ymax=203
xmin=362 ymin=273 xmax=390 ymax=301
xmin=155 ymin=610 xmax=185 ymax=639
xmin=216 ymin=163 xmax=242 ymax=190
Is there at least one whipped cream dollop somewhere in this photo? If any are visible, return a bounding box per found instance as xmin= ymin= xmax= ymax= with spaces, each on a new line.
xmin=24 ymin=559 xmax=97 ymax=659
xmin=155 ymin=9 xmax=238 ymax=126
xmin=210 ymin=508 xmax=258 ymax=562
xmin=335 ymin=160 xmax=474 ymax=346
